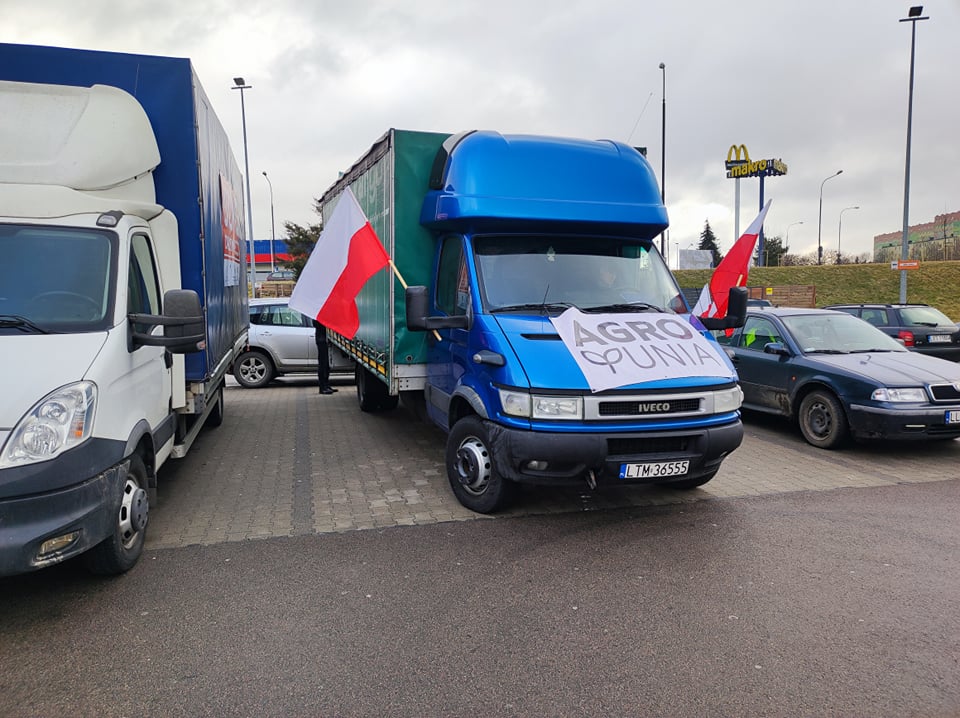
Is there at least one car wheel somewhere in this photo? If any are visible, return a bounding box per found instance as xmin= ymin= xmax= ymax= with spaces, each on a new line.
xmin=83 ymin=454 xmax=149 ymax=575
xmin=233 ymin=350 xmax=275 ymax=388
xmin=660 ymin=469 xmax=718 ymax=490
xmin=798 ymin=389 xmax=848 ymax=449
xmin=356 ymin=365 xmax=399 ymax=412
xmin=445 ymin=416 xmax=514 ymax=513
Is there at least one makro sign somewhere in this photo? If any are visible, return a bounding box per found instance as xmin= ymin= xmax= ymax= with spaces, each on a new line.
xmin=550 ymin=308 xmax=734 ymax=393
xmin=725 ymin=144 xmax=788 ymax=179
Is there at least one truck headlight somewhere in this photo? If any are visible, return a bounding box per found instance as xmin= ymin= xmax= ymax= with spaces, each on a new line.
xmin=0 ymin=382 xmax=97 ymax=468
xmin=871 ymin=387 xmax=926 ymax=402
xmin=714 ymin=386 xmax=744 ymax=413
xmin=498 ymin=389 xmax=582 ymax=420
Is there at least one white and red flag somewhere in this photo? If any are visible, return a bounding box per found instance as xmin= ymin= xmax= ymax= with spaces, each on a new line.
xmin=289 ymin=186 xmax=390 ymax=339
xmin=692 ymin=199 xmax=772 ymax=318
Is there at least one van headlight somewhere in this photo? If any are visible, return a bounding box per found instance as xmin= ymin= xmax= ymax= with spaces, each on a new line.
xmin=714 ymin=386 xmax=744 ymax=413
xmin=498 ymin=389 xmax=583 ymax=420
xmin=871 ymin=387 xmax=926 ymax=402
xmin=0 ymin=382 xmax=97 ymax=468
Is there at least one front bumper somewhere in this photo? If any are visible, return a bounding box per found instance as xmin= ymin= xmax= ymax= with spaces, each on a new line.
xmin=847 ymin=403 xmax=960 ymax=441
xmin=0 ymin=463 xmax=124 ymax=576
xmin=486 ymin=419 xmax=743 ymax=487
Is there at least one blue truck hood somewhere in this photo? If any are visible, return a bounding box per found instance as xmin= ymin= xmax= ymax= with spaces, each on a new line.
xmin=493 ymin=314 xmax=735 ymax=391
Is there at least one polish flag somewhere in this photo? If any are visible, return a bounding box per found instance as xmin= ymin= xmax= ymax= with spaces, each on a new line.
xmin=289 ymin=186 xmax=390 ymax=339
xmin=692 ymin=200 xmax=772 ymax=318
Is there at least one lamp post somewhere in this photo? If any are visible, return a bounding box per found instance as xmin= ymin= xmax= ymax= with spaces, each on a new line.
xmin=784 ymin=221 xmax=803 ymax=266
xmin=837 ymin=206 xmax=860 ymax=264
xmin=659 ymin=62 xmax=666 ymax=256
xmin=817 ymin=170 xmax=843 ymax=265
xmin=899 ymin=5 xmax=929 ymax=302
xmin=262 ymin=171 xmax=276 ymax=273
xmin=232 ymin=77 xmax=256 ymax=298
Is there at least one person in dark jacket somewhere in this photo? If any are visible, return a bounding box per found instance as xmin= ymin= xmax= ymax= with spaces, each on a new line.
xmin=313 ymin=319 xmax=336 ymax=394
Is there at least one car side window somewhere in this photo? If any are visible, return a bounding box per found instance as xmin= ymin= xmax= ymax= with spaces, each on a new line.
xmin=740 ymin=317 xmax=781 ymax=352
xmin=861 ymin=308 xmax=888 ymax=327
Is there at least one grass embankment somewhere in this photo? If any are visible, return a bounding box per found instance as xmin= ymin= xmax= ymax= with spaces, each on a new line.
xmin=674 ymin=261 xmax=960 ymax=321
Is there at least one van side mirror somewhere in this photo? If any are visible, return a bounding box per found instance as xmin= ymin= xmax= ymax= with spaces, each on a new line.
xmin=405 ymin=285 xmax=469 ymax=331
xmin=698 ymin=287 xmax=748 ymax=331
xmin=129 ymin=289 xmax=206 ymax=353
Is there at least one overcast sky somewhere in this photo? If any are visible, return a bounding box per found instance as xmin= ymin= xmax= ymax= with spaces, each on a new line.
xmin=6 ymin=0 xmax=958 ymax=264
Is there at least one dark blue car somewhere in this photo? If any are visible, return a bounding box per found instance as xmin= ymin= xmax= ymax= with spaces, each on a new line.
xmin=716 ymin=307 xmax=960 ymax=448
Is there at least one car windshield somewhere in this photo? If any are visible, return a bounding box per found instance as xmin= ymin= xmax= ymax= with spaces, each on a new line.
xmin=0 ymin=223 xmax=116 ymax=333
xmin=473 ymin=235 xmax=684 ymax=314
xmin=899 ymin=305 xmax=955 ymax=327
xmin=783 ymin=313 xmax=907 ymax=354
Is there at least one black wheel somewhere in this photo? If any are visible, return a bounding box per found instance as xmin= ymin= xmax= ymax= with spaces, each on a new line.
xmin=206 ymin=386 xmax=225 ymax=428
xmin=798 ymin=389 xmax=848 ymax=449
xmin=356 ymin=365 xmax=399 ymax=412
xmin=233 ymin=350 xmax=275 ymax=388
xmin=660 ymin=469 xmax=718 ymax=490
xmin=445 ymin=416 xmax=514 ymax=513
xmin=83 ymin=454 xmax=149 ymax=575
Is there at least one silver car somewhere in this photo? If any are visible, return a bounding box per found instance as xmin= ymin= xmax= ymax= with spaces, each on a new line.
xmin=233 ymin=298 xmax=352 ymax=388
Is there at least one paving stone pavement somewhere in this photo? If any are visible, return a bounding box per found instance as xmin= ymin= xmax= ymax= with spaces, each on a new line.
xmin=146 ymin=376 xmax=960 ymax=549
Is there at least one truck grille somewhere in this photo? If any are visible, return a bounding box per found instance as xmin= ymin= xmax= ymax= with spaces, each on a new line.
xmin=929 ymin=383 xmax=960 ymax=402
xmin=599 ymin=398 xmax=701 ymax=416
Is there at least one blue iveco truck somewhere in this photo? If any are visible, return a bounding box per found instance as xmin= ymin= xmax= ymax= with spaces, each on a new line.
xmin=322 ymin=129 xmax=747 ymax=513
xmin=0 ymin=44 xmax=248 ymax=575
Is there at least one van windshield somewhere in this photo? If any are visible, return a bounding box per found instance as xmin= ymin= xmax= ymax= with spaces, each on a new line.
xmin=0 ymin=224 xmax=117 ymax=334
xmin=473 ymin=234 xmax=685 ymax=314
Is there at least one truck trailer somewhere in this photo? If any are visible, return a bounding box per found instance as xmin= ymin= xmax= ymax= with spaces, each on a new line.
xmin=0 ymin=44 xmax=249 ymax=575
xmin=320 ymin=129 xmax=747 ymax=513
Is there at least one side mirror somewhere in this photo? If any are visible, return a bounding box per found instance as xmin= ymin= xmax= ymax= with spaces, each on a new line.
xmin=404 ymin=286 xmax=469 ymax=331
xmin=129 ymin=289 xmax=206 ymax=353
xmin=698 ymin=287 xmax=749 ymax=331
xmin=763 ymin=341 xmax=791 ymax=357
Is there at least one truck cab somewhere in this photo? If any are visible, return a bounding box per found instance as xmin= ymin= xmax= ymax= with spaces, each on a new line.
xmin=407 ymin=131 xmax=745 ymax=512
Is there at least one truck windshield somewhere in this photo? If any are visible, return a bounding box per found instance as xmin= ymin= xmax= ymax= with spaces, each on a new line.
xmin=0 ymin=224 xmax=117 ymax=333
xmin=474 ymin=235 xmax=685 ymax=314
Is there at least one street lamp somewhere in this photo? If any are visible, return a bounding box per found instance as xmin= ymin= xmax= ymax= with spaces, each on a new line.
xmin=262 ymin=171 xmax=276 ymax=273
xmin=837 ymin=206 xmax=860 ymax=264
xmin=784 ymin=221 xmax=803 ymax=266
xmin=659 ymin=62 xmax=666 ymax=257
xmin=231 ymin=77 xmax=256 ymax=298
xmin=899 ymin=5 xmax=929 ymax=302
xmin=817 ymin=170 xmax=843 ymax=265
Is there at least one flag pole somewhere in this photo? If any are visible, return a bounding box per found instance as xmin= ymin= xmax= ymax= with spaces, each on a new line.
xmin=390 ymin=260 xmax=441 ymax=341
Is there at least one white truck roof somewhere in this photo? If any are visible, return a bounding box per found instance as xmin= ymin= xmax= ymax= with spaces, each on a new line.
xmin=0 ymin=80 xmax=160 ymax=196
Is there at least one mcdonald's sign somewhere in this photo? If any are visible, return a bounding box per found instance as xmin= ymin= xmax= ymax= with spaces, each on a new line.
xmin=725 ymin=143 xmax=788 ymax=179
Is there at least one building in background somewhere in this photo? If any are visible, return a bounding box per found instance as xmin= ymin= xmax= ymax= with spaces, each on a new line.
xmin=245 ymin=239 xmax=292 ymax=282
xmin=874 ymin=211 xmax=960 ymax=263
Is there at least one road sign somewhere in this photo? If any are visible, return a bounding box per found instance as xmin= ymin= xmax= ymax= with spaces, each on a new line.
xmin=897 ymin=260 xmax=920 ymax=270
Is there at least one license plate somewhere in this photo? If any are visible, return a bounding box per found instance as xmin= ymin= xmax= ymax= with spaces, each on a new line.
xmin=619 ymin=460 xmax=689 ymax=479
xmin=928 ymin=335 xmax=951 ymax=344
xmin=946 ymin=410 xmax=960 ymax=425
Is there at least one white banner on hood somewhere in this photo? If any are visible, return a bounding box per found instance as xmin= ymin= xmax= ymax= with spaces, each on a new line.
xmin=550 ymin=308 xmax=734 ymax=393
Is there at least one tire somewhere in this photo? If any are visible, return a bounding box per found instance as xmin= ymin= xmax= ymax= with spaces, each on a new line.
xmin=83 ymin=454 xmax=149 ymax=575
xmin=661 ymin=469 xmax=718 ymax=490
xmin=205 ymin=386 xmax=225 ymax=428
xmin=233 ymin=350 xmax=275 ymax=388
xmin=798 ymin=389 xmax=848 ymax=449
xmin=445 ymin=416 xmax=514 ymax=513
xmin=356 ymin=366 xmax=399 ymax=412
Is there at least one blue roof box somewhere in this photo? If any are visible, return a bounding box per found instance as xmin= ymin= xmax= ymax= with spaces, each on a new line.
xmin=420 ymin=130 xmax=668 ymax=238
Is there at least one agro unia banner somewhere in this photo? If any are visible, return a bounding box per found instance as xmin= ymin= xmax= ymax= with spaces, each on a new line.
xmin=550 ymin=308 xmax=735 ymax=393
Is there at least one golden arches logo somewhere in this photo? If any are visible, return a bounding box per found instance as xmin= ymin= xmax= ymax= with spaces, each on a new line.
xmin=725 ymin=144 xmax=750 ymax=166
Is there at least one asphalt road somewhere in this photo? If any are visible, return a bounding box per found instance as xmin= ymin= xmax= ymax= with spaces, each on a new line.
xmin=2 ymin=379 xmax=959 ymax=717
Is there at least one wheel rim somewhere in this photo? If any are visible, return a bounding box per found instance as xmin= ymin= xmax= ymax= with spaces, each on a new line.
xmin=454 ymin=436 xmax=492 ymax=496
xmin=806 ymin=400 xmax=834 ymax=440
xmin=118 ymin=477 xmax=148 ymax=549
xmin=239 ymin=357 xmax=266 ymax=385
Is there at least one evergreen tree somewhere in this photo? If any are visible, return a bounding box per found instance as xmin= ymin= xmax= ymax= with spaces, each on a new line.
xmin=759 ymin=234 xmax=788 ymax=267
xmin=699 ymin=220 xmax=722 ymax=268
xmin=282 ymin=219 xmax=322 ymax=279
